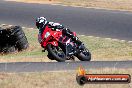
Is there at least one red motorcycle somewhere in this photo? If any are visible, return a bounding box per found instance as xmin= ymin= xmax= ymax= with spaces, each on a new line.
xmin=40 ymin=26 xmax=91 ymax=62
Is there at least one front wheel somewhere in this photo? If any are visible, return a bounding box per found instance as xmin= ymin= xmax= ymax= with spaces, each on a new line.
xmin=46 ymin=44 xmax=66 ymax=62
xmin=76 ymin=48 xmax=91 ymax=61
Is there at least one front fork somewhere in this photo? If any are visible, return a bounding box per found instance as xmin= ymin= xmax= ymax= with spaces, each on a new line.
xmin=65 ymin=43 xmax=77 ymax=61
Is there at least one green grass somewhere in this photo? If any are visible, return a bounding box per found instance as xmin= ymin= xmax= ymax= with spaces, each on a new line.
xmin=0 ymin=28 xmax=132 ymax=62
xmin=79 ymin=35 xmax=132 ymax=61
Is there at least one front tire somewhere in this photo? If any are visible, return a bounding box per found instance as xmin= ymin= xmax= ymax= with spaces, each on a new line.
xmin=77 ymin=48 xmax=91 ymax=61
xmin=46 ymin=44 xmax=66 ymax=62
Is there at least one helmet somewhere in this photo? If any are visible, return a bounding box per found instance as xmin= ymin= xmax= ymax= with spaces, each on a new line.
xmin=36 ymin=17 xmax=48 ymax=29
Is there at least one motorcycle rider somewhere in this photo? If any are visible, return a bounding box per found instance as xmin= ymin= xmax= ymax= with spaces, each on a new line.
xmin=36 ymin=17 xmax=82 ymax=47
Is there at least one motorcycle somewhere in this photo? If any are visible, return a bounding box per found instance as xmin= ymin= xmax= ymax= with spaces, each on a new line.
xmin=40 ymin=26 xmax=91 ymax=62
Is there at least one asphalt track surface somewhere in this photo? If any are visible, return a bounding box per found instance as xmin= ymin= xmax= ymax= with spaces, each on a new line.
xmin=0 ymin=1 xmax=132 ymax=41
xmin=0 ymin=61 xmax=132 ymax=72
xmin=0 ymin=1 xmax=132 ymax=72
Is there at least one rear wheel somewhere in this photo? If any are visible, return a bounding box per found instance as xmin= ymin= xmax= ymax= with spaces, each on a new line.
xmin=47 ymin=44 xmax=66 ymax=62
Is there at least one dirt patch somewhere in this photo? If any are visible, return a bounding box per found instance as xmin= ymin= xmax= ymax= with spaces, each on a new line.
xmin=0 ymin=68 xmax=132 ymax=88
xmin=0 ymin=57 xmax=53 ymax=63
xmin=5 ymin=0 xmax=60 ymax=4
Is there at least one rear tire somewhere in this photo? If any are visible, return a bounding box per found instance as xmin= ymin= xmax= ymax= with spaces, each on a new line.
xmin=47 ymin=44 xmax=66 ymax=62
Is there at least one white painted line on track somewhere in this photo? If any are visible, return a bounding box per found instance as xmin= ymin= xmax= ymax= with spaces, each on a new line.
xmin=120 ymin=40 xmax=126 ymax=42
xmin=105 ymin=38 xmax=112 ymax=40
xmin=22 ymin=27 xmax=26 ymax=29
xmin=1 ymin=24 xmax=6 ymax=25
xmin=111 ymin=39 xmax=119 ymax=41
xmin=28 ymin=28 xmax=34 ymax=30
xmin=8 ymin=25 xmax=13 ymax=26
xmin=128 ymin=41 xmax=132 ymax=43
xmin=80 ymin=35 xmax=85 ymax=36
xmin=88 ymin=36 xmax=94 ymax=37
xmin=95 ymin=37 xmax=100 ymax=38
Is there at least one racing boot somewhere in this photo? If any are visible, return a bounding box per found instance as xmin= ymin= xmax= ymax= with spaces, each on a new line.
xmin=63 ymin=28 xmax=83 ymax=48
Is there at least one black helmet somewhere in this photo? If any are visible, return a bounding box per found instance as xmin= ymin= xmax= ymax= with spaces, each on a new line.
xmin=36 ymin=17 xmax=48 ymax=29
